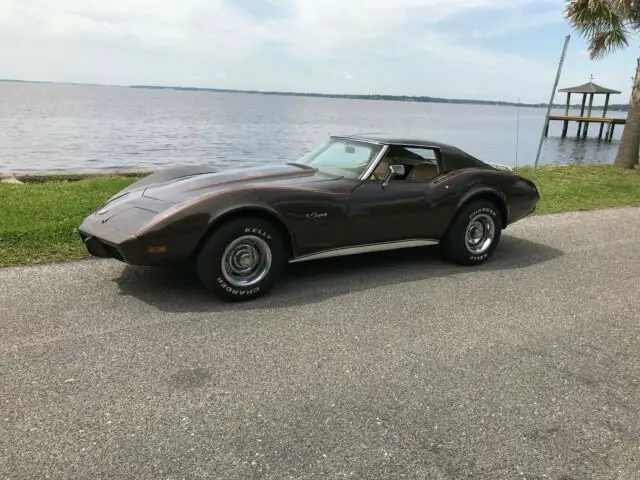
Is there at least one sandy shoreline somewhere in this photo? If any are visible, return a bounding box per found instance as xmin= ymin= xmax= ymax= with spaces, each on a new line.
xmin=1 ymin=168 xmax=156 ymax=183
xmin=1 ymin=163 xmax=575 ymax=183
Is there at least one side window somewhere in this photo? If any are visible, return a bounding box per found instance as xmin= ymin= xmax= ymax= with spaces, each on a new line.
xmin=367 ymin=146 xmax=440 ymax=182
xmin=404 ymin=147 xmax=438 ymax=164
xmin=397 ymin=147 xmax=440 ymax=182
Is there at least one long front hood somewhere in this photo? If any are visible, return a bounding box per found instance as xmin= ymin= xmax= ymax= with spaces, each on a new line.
xmin=141 ymin=163 xmax=336 ymax=203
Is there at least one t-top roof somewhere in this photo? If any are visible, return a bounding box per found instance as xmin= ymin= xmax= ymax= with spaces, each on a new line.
xmin=558 ymin=81 xmax=621 ymax=94
xmin=330 ymin=134 xmax=496 ymax=170
xmin=332 ymin=133 xmax=458 ymax=151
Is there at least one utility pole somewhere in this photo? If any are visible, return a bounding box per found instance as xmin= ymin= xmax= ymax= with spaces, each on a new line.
xmin=532 ymin=34 xmax=571 ymax=180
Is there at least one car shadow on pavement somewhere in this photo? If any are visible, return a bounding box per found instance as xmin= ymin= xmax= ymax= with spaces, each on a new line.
xmin=113 ymin=234 xmax=565 ymax=313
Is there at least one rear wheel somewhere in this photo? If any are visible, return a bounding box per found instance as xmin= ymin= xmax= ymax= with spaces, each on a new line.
xmin=441 ymin=199 xmax=502 ymax=265
xmin=195 ymin=217 xmax=286 ymax=301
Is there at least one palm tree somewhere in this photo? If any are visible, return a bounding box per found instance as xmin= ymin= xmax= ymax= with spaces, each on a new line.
xmin=564 ymin=0 xmax=640 ymax=169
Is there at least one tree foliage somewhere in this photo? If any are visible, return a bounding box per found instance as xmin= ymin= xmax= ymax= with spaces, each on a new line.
xmin=564 ymin=0 xmax=640 ymax=169
xmin=564 ymin=0 xmax=640 ymax=58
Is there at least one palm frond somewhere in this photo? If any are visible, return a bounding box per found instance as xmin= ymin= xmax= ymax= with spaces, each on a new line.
xmin=588 ymin=27 xmax=631 ymax=58
xmin=595 ymin=0 xmax=640 ymax=28
xmin=607 ymin=0 xmax=638 ymax=17
xmin=564 ymin=0 xmax=633 ymax=58
xmin=565 ymin=0 xmax=621 ymax=28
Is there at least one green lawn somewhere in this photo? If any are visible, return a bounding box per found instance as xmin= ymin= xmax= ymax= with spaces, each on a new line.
xmin=1 ymin=164 xmax=639 ymax=267
xmin=0 ymin=177 xmax=139 ymax=267
xmin=515 ymin=164 xmax=640 ymax=214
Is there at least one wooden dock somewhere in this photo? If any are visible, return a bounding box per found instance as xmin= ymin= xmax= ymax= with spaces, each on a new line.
xmin=547 ymin=115 xmax=626 ymax=142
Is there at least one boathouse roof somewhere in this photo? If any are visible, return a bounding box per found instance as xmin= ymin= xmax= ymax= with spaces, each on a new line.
xmin=558 ymin=81 xmax=621 ymax=94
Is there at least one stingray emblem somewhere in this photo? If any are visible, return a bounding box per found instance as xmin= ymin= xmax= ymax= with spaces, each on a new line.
xmin=305 ymin=212 xmax=328 ymax=219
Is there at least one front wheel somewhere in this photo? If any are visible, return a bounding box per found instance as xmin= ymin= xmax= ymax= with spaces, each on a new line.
xmin=440 ymin=200 xmax=502 ymax=266
xmin=195 ymin=217 xmax=286 ymax=301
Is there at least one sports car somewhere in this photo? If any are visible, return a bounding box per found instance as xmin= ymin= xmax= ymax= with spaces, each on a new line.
xmin=79 ymin=134 xmax=540 ymax=301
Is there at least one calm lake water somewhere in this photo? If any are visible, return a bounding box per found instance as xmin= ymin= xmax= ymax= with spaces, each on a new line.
xmin=0 ymin=81 xmax=628 ymax=172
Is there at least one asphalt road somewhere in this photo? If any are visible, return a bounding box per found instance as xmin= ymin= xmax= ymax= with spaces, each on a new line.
xmin=1 ymin=207 xmax=640 ymax=479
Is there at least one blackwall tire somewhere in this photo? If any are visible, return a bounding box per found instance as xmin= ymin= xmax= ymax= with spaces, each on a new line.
xmin=441 ymin=200 xmax=502 ymax=266
xmin=196 ymin=217 xmax=285 ymax=301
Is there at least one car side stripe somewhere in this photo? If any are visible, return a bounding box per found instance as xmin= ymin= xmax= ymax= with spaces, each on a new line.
xmin=136 ymin=186 xmax=350 ymax=235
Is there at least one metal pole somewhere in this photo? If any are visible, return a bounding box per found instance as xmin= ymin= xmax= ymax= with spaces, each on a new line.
xmin=531 ymin=34 xmax=571 ymax=180
xmin=515 ymin=99 xmax=520 ymax=169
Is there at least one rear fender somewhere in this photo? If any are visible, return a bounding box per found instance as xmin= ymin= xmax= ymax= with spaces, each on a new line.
xmin=455 ymin=186 xmax=509 ymax=228
xmin=457 ymin=186 xmax=506 ymax=209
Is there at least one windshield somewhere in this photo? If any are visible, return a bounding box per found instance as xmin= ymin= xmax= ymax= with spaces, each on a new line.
xmin=296 ymin=138 xmax=383 ymax=179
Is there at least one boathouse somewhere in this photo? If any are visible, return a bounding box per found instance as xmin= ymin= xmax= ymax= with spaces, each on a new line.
xmin=545 ymin=79 xmax=625 ymax=142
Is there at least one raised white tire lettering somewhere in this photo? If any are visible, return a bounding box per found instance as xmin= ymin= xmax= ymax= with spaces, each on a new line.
xmin=216 ymin=276 xmax=261 ymax=296
xmin=244 ymin=227 xmax=273 ymax=240
xmin=469 ymin=207 xmax=496 ymax=220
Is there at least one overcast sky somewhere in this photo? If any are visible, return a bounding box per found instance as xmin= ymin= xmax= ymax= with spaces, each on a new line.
xmin=0 ymin=0 xmax=637 ymax=103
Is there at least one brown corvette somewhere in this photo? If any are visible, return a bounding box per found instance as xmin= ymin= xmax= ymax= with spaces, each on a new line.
xmin=79 ymin=134 xmax=540 ymax=301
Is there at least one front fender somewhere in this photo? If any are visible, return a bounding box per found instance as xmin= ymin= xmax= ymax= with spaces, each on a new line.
xmin=138 ymin=190 xmax=295 ymax=251
xmin=210 ymin=203 xmax=287 ymax=226
xmin=206 ymin=203 xmax=296 ymax=251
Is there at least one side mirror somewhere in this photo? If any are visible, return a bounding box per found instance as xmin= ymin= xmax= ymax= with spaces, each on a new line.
xmin=389 ymin=164 xmax=405 ymax=177
xmin=382 ymin=164 xmax=405 ymax=189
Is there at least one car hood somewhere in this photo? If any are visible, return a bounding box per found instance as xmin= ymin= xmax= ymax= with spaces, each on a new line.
xmin=140 ymin=163 xmax=339 ymax=203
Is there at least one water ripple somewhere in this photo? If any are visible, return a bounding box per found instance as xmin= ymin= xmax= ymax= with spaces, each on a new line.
xmin=0 ymin=82 xmax=626 ymax=172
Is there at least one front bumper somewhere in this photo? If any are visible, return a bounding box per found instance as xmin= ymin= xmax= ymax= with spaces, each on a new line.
xmin=78 ymin=216 xmax=151 ymax=265
xmin=79 ymin=196 xmax=168 ymax=265
xmin=78 ymin=209 xmax=202 ymax=266
xmin=78 ymin=225 xmax=188 ymax=267
xmin=78 ymin=187 xmax=176 ymax=265
xmin=79 ymin=231 xmax=129 ymax=262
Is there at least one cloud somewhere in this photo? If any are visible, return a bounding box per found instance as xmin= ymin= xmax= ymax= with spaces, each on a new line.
xmin=0 ymin=0 xmax=269 ymax=58
xmin=471 ymin=9 xmax=561 ymax=39
xmin=0 ymin=0 xmax=568 ymax=101
xmin=265 ymin=0 xmax=560 ymax=59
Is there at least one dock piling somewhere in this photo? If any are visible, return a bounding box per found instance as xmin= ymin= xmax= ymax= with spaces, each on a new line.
xmin=561 ymin=92 xmax=571 ymax=138
xmin=582 ymin=93 xmax=595 ymax=139
xmin=576 ymin=94 xmax=587 ymax=138
xmin=597 ymin=93 xmax=611 ymax=141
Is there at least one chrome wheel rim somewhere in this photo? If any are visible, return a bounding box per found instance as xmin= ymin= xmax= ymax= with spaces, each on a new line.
xmin=465 ymin=213 xmax=495 ymax=255
xmin=221 ymin=235 xmax=272 ymax=287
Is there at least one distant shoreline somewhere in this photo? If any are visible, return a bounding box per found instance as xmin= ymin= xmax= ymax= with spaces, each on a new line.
xmin=0 ymin=78 xmax=628 ymax=112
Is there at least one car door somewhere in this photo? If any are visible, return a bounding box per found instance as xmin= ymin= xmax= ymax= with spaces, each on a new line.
xmin=346 ymin=146 xmax=444 ymax=245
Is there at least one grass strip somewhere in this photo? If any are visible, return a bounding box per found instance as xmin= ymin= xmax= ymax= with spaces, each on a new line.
xmin=1 ymin=165 xmax=639 ymax=267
